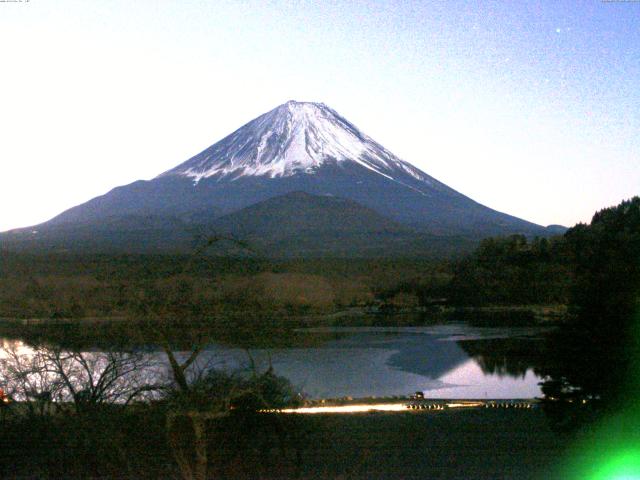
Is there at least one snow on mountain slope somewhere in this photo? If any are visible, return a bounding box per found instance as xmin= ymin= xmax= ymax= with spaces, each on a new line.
xmin=159 ymin=100 xmax=439 ymax=194
xmin=6 ymin=99 xmax=548 ymax=247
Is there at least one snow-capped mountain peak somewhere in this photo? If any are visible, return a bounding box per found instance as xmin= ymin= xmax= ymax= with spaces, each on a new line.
xmin=159 ymin=101 xmax=433 ymax=187
xmin=13 ymin=100 xmax=547 ymax=247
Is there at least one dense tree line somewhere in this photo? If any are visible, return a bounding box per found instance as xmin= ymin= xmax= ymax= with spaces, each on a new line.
xmin=539 ymin=197 xmax=640 ymax=418
xmin=1 ymin=198 xmax=637 ymax=322
xmin=0 ymin=251 xmax=447 ymax=319
xmin=448 ymin=197 xmax=640 ymax=433
xmin=447 ymin=234 xmax=573 ymax=306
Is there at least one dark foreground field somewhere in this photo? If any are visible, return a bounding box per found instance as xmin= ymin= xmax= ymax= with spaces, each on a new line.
xmin=265 ymin=410 xmax=564 ymax=480
xmin=0 ymin=408 xmax=566 ymax=480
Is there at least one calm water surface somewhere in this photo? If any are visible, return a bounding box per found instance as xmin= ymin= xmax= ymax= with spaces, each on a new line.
xmin=1 ymin=324 xmax=549 ymax=400
xmin=170 ymin=324 xmax=548 ymax=399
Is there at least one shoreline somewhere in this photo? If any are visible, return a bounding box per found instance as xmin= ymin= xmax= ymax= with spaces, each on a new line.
xmin=0 ymin=303 xmax=567 ymax=328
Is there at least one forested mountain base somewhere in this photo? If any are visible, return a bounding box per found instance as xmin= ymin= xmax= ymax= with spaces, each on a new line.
xmin=1 ymin=197 xmax=637 ymax=328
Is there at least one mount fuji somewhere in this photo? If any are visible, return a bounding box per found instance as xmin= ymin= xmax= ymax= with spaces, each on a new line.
xmin=2 ymin=101 xmax=554 ymax=256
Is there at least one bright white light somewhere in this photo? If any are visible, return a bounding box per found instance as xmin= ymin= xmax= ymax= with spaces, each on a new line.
xmin=279 ymin=403 xmax=408 ymax=414
xmin=445 ymin=402 xmax=484 ymax=408
xmin=272 ymin=400 xmax=499 ymax=414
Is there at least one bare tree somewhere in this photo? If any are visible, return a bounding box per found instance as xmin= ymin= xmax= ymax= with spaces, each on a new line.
xmin=0 ymin=343 xmax=163 ymax=415
xmin=1 ymin=343 xmax=65 ymax=417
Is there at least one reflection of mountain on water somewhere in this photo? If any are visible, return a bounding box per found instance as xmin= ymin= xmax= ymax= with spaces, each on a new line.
xmin=380 ymin=334 xmax=470 ymax=379
xmin=189 ymin=332 xmax=472 ymax=399
xmin=456 ymin=338 xmax=542 ymax=379
xmin=246 ymin=332 xmax=471 ymax=398
xmin=0 ymin=329 xmax=546 ymax=400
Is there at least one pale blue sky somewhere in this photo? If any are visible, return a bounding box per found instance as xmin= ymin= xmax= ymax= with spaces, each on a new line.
xmin=1 ymin=0 xmax=638 ymax=231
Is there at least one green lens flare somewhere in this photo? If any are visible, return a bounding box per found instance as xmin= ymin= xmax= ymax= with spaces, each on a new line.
xmin=552 ymin=411 xmax=640 ymax=480
xmin=590 ymin=450 xmax=640 ymax=480
xmin=562 ymin=426 xmax=640 ymax=480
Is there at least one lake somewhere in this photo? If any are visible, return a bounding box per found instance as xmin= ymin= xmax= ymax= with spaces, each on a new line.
xmin=0 ymin=323 xmax=549 ymax=400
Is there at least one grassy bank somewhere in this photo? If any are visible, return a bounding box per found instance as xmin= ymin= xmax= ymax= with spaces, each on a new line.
xmin=288 ymin=409 xmax=565 ymax=480
xmin=0 ymin=407 xmax=566 ymax=479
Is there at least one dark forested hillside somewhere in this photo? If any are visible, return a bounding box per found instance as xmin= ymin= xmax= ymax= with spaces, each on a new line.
xmin=538 ymin=197 xmax=640 ymax=417
xmin=2 ymin=197 xmax=637 ymax=325
xmin=447 ymin=234 xmax=573 ymax=306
